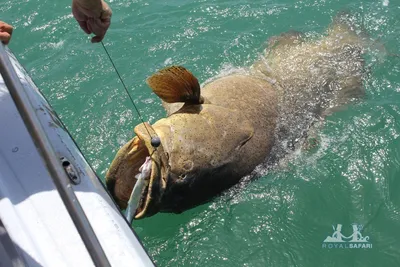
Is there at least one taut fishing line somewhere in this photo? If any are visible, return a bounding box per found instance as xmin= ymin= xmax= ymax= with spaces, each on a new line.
xmin=100 ymin=41 xmax=160 ymax=148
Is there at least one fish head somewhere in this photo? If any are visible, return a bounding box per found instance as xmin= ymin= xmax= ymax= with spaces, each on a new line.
xmin=106 ymin=103 xmax=255 ymax=219
xmin=105 ymin=122 xmax=169 ymax=219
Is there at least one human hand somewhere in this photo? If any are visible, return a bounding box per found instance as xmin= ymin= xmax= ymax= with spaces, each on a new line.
xmin=0 ymin=21 xmax=13 ymax=45
xmin=72 ymin=0 xmax=112 ymax=43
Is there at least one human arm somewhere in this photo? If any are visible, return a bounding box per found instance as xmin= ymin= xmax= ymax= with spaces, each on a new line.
xmin=0 ymin=21 xmax=13 ymax=45
xmin=72 ymin=0 xmax=112 ymax=43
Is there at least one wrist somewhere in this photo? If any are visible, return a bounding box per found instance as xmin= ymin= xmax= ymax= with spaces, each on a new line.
xmin=73 ymin=0 xmax=111 ymax=18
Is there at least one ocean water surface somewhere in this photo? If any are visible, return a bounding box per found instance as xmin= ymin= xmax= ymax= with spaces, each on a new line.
xmin=2 ymin=0 xmax=400 ymax=266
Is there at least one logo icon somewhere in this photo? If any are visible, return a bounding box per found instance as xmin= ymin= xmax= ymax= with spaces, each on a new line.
xmin=322 ymin=224 xmax=372 ymax=249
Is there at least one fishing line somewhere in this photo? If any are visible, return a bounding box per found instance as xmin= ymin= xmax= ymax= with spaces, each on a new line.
xmin=100 ymin=41 xmax=160 ymax=148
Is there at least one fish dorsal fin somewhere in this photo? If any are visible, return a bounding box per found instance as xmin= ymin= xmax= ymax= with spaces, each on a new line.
xmin=147 ymin=66 xmax=204 ymax=104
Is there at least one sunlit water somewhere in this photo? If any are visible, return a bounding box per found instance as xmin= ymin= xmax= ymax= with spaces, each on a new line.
xmin=2 ymin=0 xmax=400 ymax=266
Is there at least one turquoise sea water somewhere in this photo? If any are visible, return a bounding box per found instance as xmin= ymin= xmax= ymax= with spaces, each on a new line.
xmin=2 ymin=0 xmax=400 ymax=266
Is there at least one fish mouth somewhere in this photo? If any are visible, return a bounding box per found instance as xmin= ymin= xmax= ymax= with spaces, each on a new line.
xmin=133 ymin=123 xmax=168 ymax=219
xmin=106 ymin=123 xmax=168 ymax=219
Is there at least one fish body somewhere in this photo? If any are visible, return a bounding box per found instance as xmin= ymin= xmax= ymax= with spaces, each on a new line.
xmin=106 ymin=13 xmax=370 ymax=219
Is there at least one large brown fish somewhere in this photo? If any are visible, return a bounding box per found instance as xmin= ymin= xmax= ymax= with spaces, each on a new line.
xmin=106 ymin=13 xmax=369 ymax=219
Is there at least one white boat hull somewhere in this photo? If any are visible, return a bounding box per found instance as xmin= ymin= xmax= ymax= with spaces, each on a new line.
xmin=0 ymin=47 xmax=153 ymax=266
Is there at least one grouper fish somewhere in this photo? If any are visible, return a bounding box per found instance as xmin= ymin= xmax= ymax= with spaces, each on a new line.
xmin=105 ymin=13 xmax=373 ymax=219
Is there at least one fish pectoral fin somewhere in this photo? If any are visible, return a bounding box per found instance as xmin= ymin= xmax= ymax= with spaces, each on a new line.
xmin=147 ymin=65 xmax=204 ymax=104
